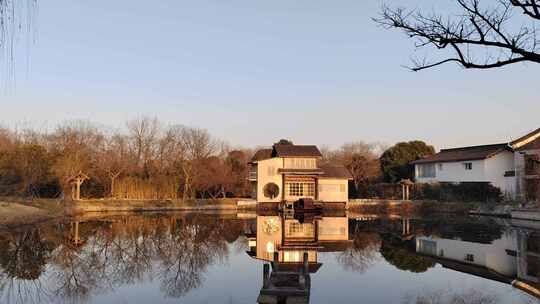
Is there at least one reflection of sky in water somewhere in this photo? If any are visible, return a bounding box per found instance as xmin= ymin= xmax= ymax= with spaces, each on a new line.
xmin=0 ymin=214 xmax=537 ymax=304
xmin=90 ymin=249 xmax=532 ymax=304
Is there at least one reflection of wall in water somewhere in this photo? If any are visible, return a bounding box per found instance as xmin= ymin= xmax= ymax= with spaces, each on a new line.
xmin=416 ymin=231 xmax=518 ymax=276
xmin=252 ymin=215 xmax=349 ymax=263
xmin=517 ymin=230 xmax=540 ymax=284
xmin=417 ymin=227 xmax=540 ymax=286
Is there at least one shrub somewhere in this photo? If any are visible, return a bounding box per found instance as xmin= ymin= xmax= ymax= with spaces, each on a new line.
xmin=364 ymin=182 xmax=502 ymax=203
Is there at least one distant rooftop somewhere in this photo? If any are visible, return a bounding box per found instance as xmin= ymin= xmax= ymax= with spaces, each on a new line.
xmin=411 ymin=143 xmax=511 ymax=164
xmin=319 ymin=164 xmax=354 ymax=180
xmin=251 ymin=144 xmax=322 ymax=162
xmin=273 ymin=144 xmax=322 ymax=158
xmin=251 ymin=149 xmax=273 ymax=162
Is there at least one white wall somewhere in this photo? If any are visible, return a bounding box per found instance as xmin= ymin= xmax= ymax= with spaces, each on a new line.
xmin=484 ymin=151 xmax=515 ymax=197
xmin=416 ymin=159 xmax=486 ymax=183
xmin=317 ymin=217 xmax=348 ymax=241
xmin=256 ymin=158 xmax=284 ymax=203
xmin=415 ymin=151 xmax=516 ymax=197
xmin=318 ymin=178 xmax=348 ymax=202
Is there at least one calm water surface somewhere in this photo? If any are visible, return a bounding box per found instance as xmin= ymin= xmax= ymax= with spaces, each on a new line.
xmin=0 ymin=212 xmax=538 ymax=304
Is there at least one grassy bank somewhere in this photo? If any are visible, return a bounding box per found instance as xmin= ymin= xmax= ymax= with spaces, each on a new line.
xmin=0 ymin=196 xmax=517 ymax=227
xmin=0 ymin=197 xmax=249 ymax=226
xmin=67 ymin=198 xmax=244 ymax=214
xmin=0 ymin=198 xmax=65 ymax=227
xmin=347 ymin=200 xmax=483 ymax=215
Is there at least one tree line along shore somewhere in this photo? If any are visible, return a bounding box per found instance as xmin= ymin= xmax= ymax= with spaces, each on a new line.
xmin=0 ymin=117 xmax=509 ymax=204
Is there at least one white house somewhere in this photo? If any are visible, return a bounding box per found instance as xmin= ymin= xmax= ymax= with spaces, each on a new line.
xmin=412 ymin=128 xmax=540 ymax=201
xmin=248 ymin=143 xmax=353 ymax=208
xmin=412 ymin=143 xmax=516 ymax=197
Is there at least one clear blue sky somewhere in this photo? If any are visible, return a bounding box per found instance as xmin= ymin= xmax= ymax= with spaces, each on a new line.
xmin=1 ymin=0 xmax=538 ymax=150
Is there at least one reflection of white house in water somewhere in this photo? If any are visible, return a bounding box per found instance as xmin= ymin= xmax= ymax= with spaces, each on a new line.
xmin=247 ymin=214 xmax=351 ymax=304
xmin=416 ymin=232 xmax=518 ymax=277
xmin=416 ymin=224 xmax=540 ymax=297
xmin=248 ymin=143 xmax=353 ymax=208
xmin=248 ymin=215 xmax=351 ymax=265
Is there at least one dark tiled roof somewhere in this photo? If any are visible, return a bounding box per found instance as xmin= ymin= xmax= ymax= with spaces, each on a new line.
xmin=319 ymin=164 xmax=353 ymax=179
xmin=517 ymin=137 xmax=540 ymax=151
xmin=250 ymin=149 xmax=272 ymax=162
xmin=273 ymin=144 xmax=322 ymax=158
xmin=411 ymin=143 xmax=511 ymax=164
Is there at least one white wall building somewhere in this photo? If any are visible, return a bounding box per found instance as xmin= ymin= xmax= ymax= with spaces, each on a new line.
xmin=412 ymin=128 xmax=540 ymax=201
xmin=249 ymin=143 xmax=353 ymax=208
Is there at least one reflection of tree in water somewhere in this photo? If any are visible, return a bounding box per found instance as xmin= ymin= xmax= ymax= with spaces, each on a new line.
xmin=156 ymin=216 xmax=231 ymax=298
xmin=0 ymin=214 xmax=247 ymax=303
xmin=0 ymin=229 xmax=55 ymax=304
xmin=51 ymin=236 xmax=107 ymax=303
xmin=337 ymin=232 xmax=381 ymax=273
xmin=414 ymin=216 xmax=505 ymax=244
xmin=380 ymin=234 xmax=435 ymax=273
xmin=0 ymin=229 xmax=54 ymax=280
xmin=403 ymin=288 xmax=499 ymax=304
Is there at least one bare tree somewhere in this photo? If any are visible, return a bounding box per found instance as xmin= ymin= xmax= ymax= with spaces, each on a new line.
xmin=178 ymin=127 xmax=217 ymax=200
xmin=49 ymin=121 xmax=104 ymax=199
xmin=324 ymin=142 xmax=382 ymax=196
xmin=96 ymin=133 xmax=129 ymax=197
xmin=126 ymin=117 xmax=160 ymax=170
xmin=375 ymin=0 xmax=540 ymax=71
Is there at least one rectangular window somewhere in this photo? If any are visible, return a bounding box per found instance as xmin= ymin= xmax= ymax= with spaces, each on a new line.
xmin=525 ymin=154 xmax=540 ymax=175
xmin=319 ymin=184 xmax=342 ymax=193
xmin=465 ymin=254 xmax=475 ymax=262
xmin=527 ymin=255 xmax=540 ymax=277
xmin=319 ymin=226 xmax=346 ymax=236
xmin=287 ymin=182 xmax=315 ymax=197
xmin=418 ymin=164 xmax=436 ymax=178
xmin=306 ymin=183 xmax=315 ymax=197
xmin=418 ymin=239 xmax=437 ymax=255
xmin=286 ymin=222 xmax=314 ymax=238
xmin=288 ymin=183 xmax=303 ymax=196
xmin=464 ymin=163 xmax=473 ymax=170
xmin=285 ymin=158 xmax=317 ymax=169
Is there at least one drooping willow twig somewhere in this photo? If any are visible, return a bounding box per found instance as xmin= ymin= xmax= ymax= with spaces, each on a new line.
xmin=0 ymin=0 xmax=37 ymax=83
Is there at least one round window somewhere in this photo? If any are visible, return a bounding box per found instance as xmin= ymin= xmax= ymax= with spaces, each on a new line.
xmin=263 ymin=183 xmax=280 ymax=199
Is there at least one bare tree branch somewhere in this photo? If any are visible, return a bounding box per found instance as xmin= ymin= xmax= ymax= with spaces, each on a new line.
xmin=374 ymin=0 xmax=540 ymax=71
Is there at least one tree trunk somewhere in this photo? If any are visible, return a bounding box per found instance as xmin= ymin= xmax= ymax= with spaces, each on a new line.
xmin=110 ymin=176 xmax=116 ymax=198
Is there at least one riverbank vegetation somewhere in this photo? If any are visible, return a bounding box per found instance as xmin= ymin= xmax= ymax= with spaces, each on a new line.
xmin=0 ymin=118 xmax=505 ymax=203
xmin=0 ymin=118 xmax=253 ymax=200
xmin=0 ymin=118 xmax=416 ymax=201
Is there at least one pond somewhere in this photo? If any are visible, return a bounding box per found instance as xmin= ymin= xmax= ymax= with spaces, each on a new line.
xmin=0 ymin=211 xmax=538 ymax=304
